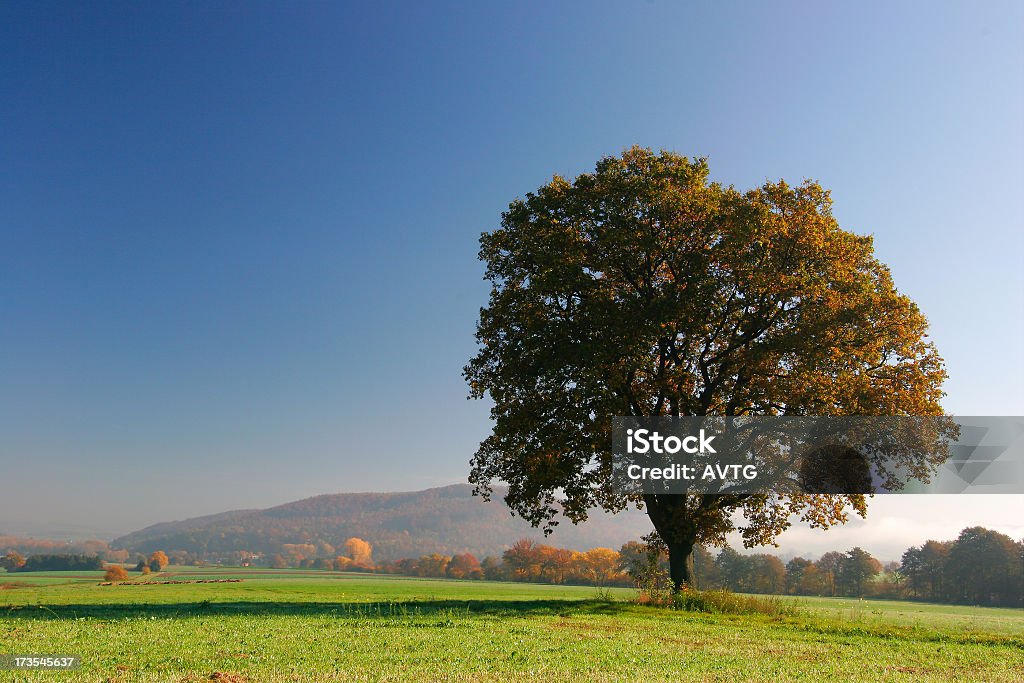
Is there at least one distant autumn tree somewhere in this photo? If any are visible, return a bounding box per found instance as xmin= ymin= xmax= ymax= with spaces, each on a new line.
xmin=343 ymin=538 xmax=373 ymax=567
xmin=311 ymin=557 xmax=335 ymax=571
xmin=1 ymin=550 xmax=26 ymax=571
xmin=104 ymin=549 xmax=130 ymax=563
xmin=480 ymin=556 xmax=504 ymax=580
xmin=282 ymin=543 xmax=316 ymax=565
xmin=104 ymin=565 xmax=129 ymax=582
xmin=503 ymin=538 xmax=542 ymax=580
xmin=148 ymin=551 xmax=169 ymax=572
xmin=446 ymin=553 xmax=483 ymax=580
xmin=466 ymin=147 xmax=948 ymax=591
xmin=815 ymin=551 xmax=845 ymax=597
xmin=539 ymin=546 xmax=576 ymax=584
xmin=416 ymin=553 xmax=449 ymax=577
xmin=579 ymin=548 xmax=623 ymax=587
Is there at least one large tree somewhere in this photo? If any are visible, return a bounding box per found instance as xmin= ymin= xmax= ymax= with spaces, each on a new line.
xmin=465 ymin=147 xmax=947 ymax=590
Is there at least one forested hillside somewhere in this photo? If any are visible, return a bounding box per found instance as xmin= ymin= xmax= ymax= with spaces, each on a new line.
xmin=111 ymin=484 xmax=652 ymax=562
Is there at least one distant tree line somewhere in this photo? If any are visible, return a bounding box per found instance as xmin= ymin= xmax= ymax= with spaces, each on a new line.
xmin=899 ymin=527 xmax=1021 ymax=607
xmin=624 ymin=526 xmax=1021 ymax=607
xmin=3 ymin=526 xmax=1019 ymax=607
xmin=0 ymin=536 xmax=128 ymax=563
xmin=105 ymin=485 xmax=654 ymax=564
xmin=378 ymin=539 xmax=633 ymax=587
xmin=369 ymin=526 xmax=1023 ymax=606
xmin=3 ymin=554 xmax=104 ymax=572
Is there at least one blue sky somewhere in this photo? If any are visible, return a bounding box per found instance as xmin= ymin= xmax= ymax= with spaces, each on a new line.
xmin=1 ymin=2 xmax=1021 ymax=546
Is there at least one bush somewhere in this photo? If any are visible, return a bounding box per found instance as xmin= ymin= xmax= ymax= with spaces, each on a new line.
xmin=675 ymin=590 xmax=799 ymax=617
xmin=104 ymin=565 xmax=129 ymax=582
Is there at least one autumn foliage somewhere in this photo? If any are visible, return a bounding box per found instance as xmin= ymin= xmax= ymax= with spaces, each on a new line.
xmin=380 ymin=539 xmax=632 ymax=587
xmin=0 ymin=550 xmax=26 ymax=571
xmin=148 ymin=551 xmax=169 ymax=572
xmin=343 ymin=538 xmax=373 ymax=568
xmin=104 ymin=565 xmax=129 ymax=582
xmin=466 ymin=147 xmax=950 ymax=589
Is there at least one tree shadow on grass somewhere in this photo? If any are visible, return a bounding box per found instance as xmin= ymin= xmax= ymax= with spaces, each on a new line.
xmin=2 ymin=598 xmax=630 ymax=621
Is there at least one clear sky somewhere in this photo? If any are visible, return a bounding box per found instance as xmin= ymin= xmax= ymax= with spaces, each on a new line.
xmin=1 ymin=2 xmax=1021 ymax=552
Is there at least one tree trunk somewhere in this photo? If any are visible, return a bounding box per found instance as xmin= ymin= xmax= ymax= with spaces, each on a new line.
xmin=644 ymin=494 xmax=698 ymax=593
xmin=667 ymin=538 xmax=696 ymax=592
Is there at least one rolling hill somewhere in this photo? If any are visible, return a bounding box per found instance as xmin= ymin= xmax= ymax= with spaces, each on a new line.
xmin=112 ymin=484 xmax=653 ymax=561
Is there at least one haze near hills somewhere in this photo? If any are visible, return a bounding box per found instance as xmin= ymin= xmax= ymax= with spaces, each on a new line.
xmin=112 ymin=484 xmax=654 ymax=561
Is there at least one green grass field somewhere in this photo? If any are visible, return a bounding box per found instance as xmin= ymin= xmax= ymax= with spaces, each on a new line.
xmin=2 ymin=566 xmax=1022 ymax=682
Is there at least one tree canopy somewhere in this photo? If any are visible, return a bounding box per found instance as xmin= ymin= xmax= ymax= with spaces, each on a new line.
xmin=466 ymin=147 xmax=948 ymax=589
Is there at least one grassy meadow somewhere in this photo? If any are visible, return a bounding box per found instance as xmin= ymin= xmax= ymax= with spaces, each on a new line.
xmin=2 ymin=566 xmax=1022 ymax=682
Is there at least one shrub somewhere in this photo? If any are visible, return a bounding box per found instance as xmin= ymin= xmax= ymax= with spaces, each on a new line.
xmin=671 ymin=589 xmax=799 ymax=617
xmin=104 ymin=565 xmax=129 ymax=582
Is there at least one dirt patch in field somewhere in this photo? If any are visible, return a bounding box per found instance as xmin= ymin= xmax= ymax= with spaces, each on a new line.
xmin=209 ymin=672 xmax=249 ymax=682
xmin=0 ymin=582 xmax=27 ymax=589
